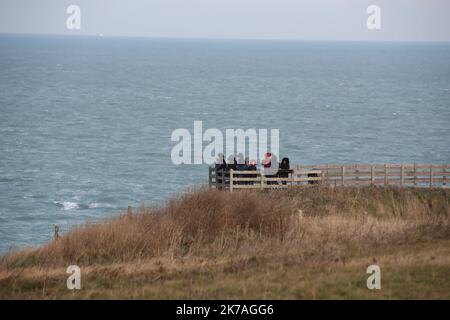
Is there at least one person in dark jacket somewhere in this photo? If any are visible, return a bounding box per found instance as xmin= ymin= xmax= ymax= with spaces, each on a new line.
xmin=215 ymin=153 xmax=226 ymax=186
xmin=236 ymin=153 xmax=247 ymax=171
xmin=225 ymin=155 xmax=237 ymax=185
xmin=247 ymin=159 xmax=257 ymax=185
xmin=278 ymin=157 xmax=290 ymax=185
xmin=236 ymin=154 xmax=248 ymax=185
xmin=226 ymin=155 xmax=237 ymax=171
xmin=247 ymin=159 xmax=257 ymax=171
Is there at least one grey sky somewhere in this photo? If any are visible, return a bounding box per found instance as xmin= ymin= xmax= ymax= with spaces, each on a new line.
xmin=1 ymin=0 xmax=449 ymax=41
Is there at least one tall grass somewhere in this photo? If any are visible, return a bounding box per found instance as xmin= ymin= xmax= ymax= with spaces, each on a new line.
xmin=1 ymin=186 xmax=448 ymax=270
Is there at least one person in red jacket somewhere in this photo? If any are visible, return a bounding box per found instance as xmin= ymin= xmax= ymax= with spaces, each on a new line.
xmin=262 ymin=152 xmax=278 ymax=184
xmin=262 ymin=152 xmax=272 ymax=168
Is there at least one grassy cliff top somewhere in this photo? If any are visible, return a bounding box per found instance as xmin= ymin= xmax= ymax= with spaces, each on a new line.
xmin=1 ymin=186 xmax=449 ymax=299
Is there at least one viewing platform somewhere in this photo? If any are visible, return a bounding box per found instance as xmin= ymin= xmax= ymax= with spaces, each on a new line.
xmin=208 ymin=163 xmax=450 ymax=191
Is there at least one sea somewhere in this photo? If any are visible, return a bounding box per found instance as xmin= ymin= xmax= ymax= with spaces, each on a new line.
xmin=0 ymin=34 xmax=449 ymax=253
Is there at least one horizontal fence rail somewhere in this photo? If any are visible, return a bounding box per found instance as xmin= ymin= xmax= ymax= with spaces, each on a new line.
xmin=208 ymin=164 xmax=450 ymax=191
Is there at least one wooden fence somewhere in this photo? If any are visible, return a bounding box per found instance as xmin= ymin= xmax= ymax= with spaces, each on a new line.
xmin=209 ymin=164 xmax=450 ymax=191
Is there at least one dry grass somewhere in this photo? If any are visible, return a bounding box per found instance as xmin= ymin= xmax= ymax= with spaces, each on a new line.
xmin=0 ymin=186 xmax=449 ymax=299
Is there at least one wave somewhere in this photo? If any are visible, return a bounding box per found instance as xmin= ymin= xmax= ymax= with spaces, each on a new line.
xmin=54 ymin=201 xmax=79 ymax=211
xmin=53 ymin=201 xmax=116 ymax=211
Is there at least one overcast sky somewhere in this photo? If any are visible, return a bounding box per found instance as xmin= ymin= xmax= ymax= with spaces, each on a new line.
xmin=1 ymin=0 xmax=449 ymax=41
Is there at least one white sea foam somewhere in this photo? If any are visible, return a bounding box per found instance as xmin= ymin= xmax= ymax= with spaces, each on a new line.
xmin=87 ymin=202 xmax=118 ymax=209
xmin=54 ymin=201 xmax=79 ymax=211
xmin=63 ymin=202 xmax=79 ymax=210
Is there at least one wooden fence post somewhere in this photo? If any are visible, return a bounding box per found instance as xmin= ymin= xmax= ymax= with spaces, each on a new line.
xmin=371 ymin=165 xmax=375 ymax=186
xmin=208 ymin=166 xmax=212 ymax=188
xmin=260 ymin=172 xmax=264 ymax=190
xmin=429 ymin=164 xmax=433 ymax=187
xmin=54 ymin=224 xmax=60 ymax=241
xmin=413 ymin=163 xmax=417 ymax=186
xmin=384 ymin=164 xmax=388 ymax=186
xmin=444 ymin=167 xmax=447 ymax=186
xmin=222 ymin=169 xmax=225 ymax=189
xmin=341 ymin=166 xmax=345 ymax=186
xmin=230 ymin=169 xmax=234 ymax=193
xmin=400 ymin=164 xmax=404 ymax=186
xmin=355 ymin=166 xmax=359 ymax=184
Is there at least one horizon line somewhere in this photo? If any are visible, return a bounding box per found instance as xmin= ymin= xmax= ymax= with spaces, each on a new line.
xmin=1 ymin=32 xmax=450 ymax=44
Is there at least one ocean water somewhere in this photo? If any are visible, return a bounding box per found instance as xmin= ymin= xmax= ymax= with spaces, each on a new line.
xmin=0 ymin=34 xmax=449 ymax=253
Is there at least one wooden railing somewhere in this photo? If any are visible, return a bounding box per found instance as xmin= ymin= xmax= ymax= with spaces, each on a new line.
xmin=208 ymin=164 xmax=450 ymax=191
